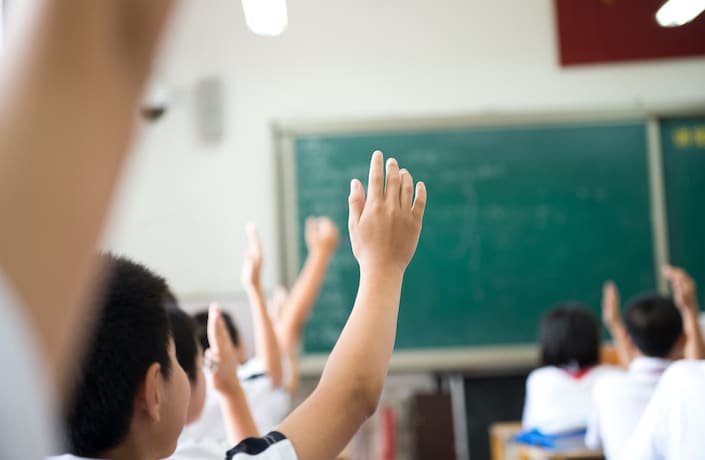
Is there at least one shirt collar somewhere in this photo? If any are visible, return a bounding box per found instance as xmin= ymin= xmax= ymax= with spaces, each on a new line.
xmin=628 ymin=356 xmax=672 ymax=375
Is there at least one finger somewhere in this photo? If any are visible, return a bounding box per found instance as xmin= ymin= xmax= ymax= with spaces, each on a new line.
xmin=385 ymin=158 xmax=401 ymax=207
xmin=412 ymin=181 xmax=427 ymax=220
xmin=367 ymin=151 xmax=384 ymax=203
xmin=348 ymin=179 xmax=365 ymax=231
xmin=400 ymin=169 xmax=414 ymax=209
xmin=662 ymin=264 xmax=685 ymax=282
xmin=207 ymin=302 xmax=223 ymax=353
xmin=246 ymin=223 xmax=261 ymax=259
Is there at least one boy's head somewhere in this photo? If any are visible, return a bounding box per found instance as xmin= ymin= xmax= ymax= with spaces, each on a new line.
xmin=540 ymin=303 xmax=600 ymax=369
xmin=65 ymin=255 xmax=190 ymax=459
xmin=167 ymin=306 xmax=207 ymax=425
xmin=624 ymin=294 xmax=683 ymax=358
xmin=193 ymin=308 xmax=246 ymax=362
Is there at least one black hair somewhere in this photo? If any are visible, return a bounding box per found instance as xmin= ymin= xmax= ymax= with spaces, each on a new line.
xmin=167 ymin=306 xmax=200 ymax=383
xmin=624 ymin=294 xmax=683 ymax=358
xmin=539 ymin=303 xmax=600 ymax=369
xmin=66 ymin=254 xmax=172 ymax=457
xmin=193 ymin=309 xmax=239 ymax=351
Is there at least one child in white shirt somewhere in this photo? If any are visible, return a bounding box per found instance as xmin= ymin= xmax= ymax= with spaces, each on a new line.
xmin=522 ymin=304 xmax=611 ymax=433
xmin=586 ymin=267 xmax=705 ymax=459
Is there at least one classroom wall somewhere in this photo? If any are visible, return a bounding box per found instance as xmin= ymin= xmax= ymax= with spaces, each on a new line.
xmin=101 ymin=0 xmax=705 ymax=300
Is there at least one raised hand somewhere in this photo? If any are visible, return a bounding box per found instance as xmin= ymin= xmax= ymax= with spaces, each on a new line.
xmin=347 ymin=151 xmax=426 ymax=274
xmin=206 ymin=303 xmax=241 ymax=395
xmin=241 ymin=223 xmax=263 ymax=289
xmin=305 ymin=216 xmax=341 ymax=256
xmin=602 ymin=281 xmax=622 ymax=331
xmin=663 ymin=265 xmax=699 ymax=315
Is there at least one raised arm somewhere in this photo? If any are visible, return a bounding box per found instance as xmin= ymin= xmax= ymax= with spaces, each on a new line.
xmin=602 ymin=281 xmax=632 ymax=367
xmin=0 ymin=0 xmax=174 ymax=395
xmin=241 ymin=223 xmax=283 ymax=387
xmin=276 ymin=217 xmax=339 ymax=352
xmin=277 ymin=151 xmax=427 ymax=460
xmin=663 ymin=265 xmax=705 ymax=360
xmin=207 ymin=304 xmax=260 ymax=444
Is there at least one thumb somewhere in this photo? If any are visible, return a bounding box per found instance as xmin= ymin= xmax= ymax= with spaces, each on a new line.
xmin=348 ymin=179 xmax=365 ymax=231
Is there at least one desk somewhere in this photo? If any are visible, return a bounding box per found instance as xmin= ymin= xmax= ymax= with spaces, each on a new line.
xmin=489 ymin=423 xmax=605 ymax=460
xmin=518 ymin=445 xmax=604 ymax=460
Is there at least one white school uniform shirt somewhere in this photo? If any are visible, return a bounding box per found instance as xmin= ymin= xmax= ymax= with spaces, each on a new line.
xmin=47 ymin=456 xmax=100 ymax=460
xmin=226 ymin=432 xmax=297 ymax=460
xmin=183 ymin=358 xmax=291 ymax=444
xmin=0 ymin=271 xmax=58 ymax=460
xmin=585 ymin=357 xmax=671 ymax=460
xmin=522 ymin=365 xmax=614 ymax=433
xmin=168 ymin=430 xmax=231 ymax=460
xmin=49 ymin=433 xmax=299 ymax=460
xmin=622 ymin=360 xmax=705 ymax=460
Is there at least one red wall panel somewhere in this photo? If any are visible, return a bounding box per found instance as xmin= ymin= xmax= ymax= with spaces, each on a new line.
xmin=555 ymin=0 xmax=705 ymax=66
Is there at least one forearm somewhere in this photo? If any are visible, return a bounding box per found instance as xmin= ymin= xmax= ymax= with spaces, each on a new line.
xmin=246 ymin=284 xmax=283 ymax=387
xmin=278 ymin=249 xmax=334 ymax=349
xmin=682 ymin=309 xmax=705 ymax=360
xmin=0 ymin=0 xmax=172 ymax=395
xmin=319 ymin=267 xmax=402 ymax=418
xmin=608 ymin=322 xmax=633 ymax=367
xmin=219 ymin=384 xmax=260 ymax=443
xmin=277 ymin=268 xmax=403 ymax=460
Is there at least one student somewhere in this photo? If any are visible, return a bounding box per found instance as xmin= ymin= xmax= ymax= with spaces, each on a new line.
xmin=167 ymin=304 xmax=261 ymax=459
xmin=589 ymin=266 xmax=705 ymax=459
xmin=0 ymin=2 xmax=173 ymax=459
xmin=522 ymin=304 xmax=613 ymax=433
xmin=189 ymin=218 xmax=339 ymax=438
xmin=53 ymin=255 xmax=192 ymax=460
xmin=621 ymin=359 xmax=705 ymax=460
xmin=56 ymin=151 xmax=427 ymax=460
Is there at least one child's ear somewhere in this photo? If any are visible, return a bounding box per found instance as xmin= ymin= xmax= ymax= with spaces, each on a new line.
xmin=138 ymin=362 xmax=164 ymax=422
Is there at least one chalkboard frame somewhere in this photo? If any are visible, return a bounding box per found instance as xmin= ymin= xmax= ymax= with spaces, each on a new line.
xmin=274 ymin=105 xmax=705 ymax=374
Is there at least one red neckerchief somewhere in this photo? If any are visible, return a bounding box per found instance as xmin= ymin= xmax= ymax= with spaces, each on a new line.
xmin=562 ymin=366 xmax=593 ymax=380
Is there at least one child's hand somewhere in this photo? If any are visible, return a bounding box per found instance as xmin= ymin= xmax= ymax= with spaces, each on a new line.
xmin=206 ymin=303 xmax=241 ymax=395
xmin=241 ymin=223 xmax=263 ymax=289
xmin=663 ymin=265 xmax=699 ymax=315
xmin=602 ymin=281 xmax=622 ymax=330
xmin=348 ymin=151 xmax=426 ymax=274
xmin=305 ymin=216 xmax=340 ymax=256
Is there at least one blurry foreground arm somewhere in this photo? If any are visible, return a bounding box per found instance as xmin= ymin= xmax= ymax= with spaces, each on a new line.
xmin=0 ymin=0 xmax=173 ymax=395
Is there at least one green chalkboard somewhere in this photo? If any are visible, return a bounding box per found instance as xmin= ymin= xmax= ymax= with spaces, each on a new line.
xmin=290 ymin=120 xmax=657 ymax=353
xmin=661 ymin=116 xmax=705 ymax=305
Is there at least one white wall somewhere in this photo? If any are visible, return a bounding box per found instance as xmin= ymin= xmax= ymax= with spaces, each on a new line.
xmin=103 ymin=0 xmax=705 ymax=300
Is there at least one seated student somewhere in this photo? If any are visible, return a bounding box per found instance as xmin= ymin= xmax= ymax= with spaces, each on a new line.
xmin=621 ymin=359 xmax=705 ymax=460
xmin=167 ymin=304 xmax=261 ymax=459
xmin=52 ymin=255 xmax=192 ymax=460
xmin=55 ymin=150 xmax=427 ymax=460
xmin=189 ymin=218 xmax=339 ymax=438
xmin=522 ymin=304 xmax=613 ymax=433
xmin=585 ymin=266 xmax=704 ymax=459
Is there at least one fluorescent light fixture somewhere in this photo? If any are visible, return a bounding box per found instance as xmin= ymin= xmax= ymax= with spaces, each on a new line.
xmin=242 ymin=0 xmax=288 ymax=36
xmin=656 ymin=0 xmax=705 ymax=27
